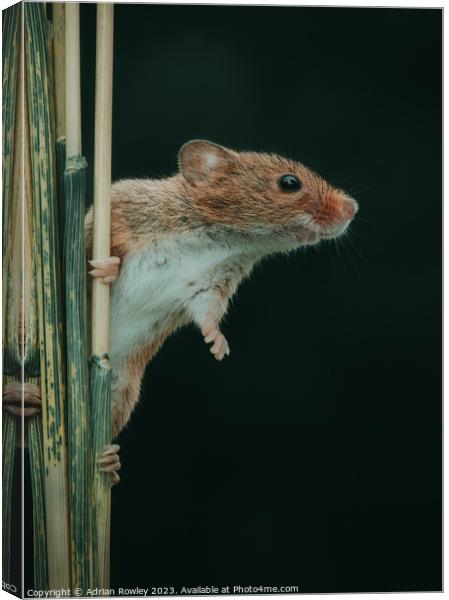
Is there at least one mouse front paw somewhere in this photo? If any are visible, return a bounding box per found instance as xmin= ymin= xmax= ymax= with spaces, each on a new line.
xmin=97 ymin=443 xmax=121 ymax=486
xmin=201 ymin=321 xmax=230 ymax=361
xmin=88 ymin=256 xmax=121 ymax=284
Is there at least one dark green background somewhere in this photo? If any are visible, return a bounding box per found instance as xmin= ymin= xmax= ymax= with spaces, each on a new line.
xmin=27 ymin=3 xmax=444 ymax=594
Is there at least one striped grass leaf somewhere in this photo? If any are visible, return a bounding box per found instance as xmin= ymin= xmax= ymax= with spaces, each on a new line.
xmin=2 ymin=4 xmax=21 ymax=582
xmin=2 ymin=3 xmax=20 ymax=349
xmin=24 ymin=42 xmax=48 ymax=588
xmin=91 ymin=357 xmax=112 ymax=589
xmin=24 ymin=3 xmax=71 ymax=589
xmin=28 ymin=411 xmax=48 ymax=590
xmin=2 ymin=412 xmax=16 ymax=582
xmin=64 ymin=157 xmax=91 ymax=592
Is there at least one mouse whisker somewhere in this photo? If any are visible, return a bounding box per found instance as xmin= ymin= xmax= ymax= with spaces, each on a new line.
xmin=340 ymin=235 xmax=364 ymax=279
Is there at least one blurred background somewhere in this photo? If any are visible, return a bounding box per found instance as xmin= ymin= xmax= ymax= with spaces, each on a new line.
xmin=26 ymin=4 xmax=443 ymax=594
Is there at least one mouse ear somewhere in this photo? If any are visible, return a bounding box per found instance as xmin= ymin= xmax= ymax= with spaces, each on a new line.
xmin=178 ymin=140 xmax=235 ymax=185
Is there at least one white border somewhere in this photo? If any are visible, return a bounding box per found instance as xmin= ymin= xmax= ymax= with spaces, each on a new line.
xmin=0 ymin=1 xmax=443 ymax=600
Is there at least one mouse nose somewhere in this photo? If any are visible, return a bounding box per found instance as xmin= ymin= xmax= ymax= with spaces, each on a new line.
xmin=341 ymin=197 xmax=358 ymax=220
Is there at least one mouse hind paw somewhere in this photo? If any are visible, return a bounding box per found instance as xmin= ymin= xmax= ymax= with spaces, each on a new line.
xmin=97 ymin=443 xmax=121 ymax=486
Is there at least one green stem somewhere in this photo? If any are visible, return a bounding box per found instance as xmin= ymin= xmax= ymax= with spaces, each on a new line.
xmin=91 ymin=356 xmax=112 ymax=591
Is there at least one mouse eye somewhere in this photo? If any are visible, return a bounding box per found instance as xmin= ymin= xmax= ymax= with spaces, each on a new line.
xmin=278 ymin=174 xmax=301 ymax=192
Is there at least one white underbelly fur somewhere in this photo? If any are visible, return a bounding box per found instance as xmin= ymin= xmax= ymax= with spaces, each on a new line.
xmin=108 ymin=237 xmax=244 ymax=369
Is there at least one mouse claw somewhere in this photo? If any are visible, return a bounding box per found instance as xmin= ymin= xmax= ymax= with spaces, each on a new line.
xmin=97 ymin=443 xmax=121 ymax=486
xmin=89 ymin=256 xmax=121 ymax=284
xmin=210 ymin=334 xmax=230 ymax=361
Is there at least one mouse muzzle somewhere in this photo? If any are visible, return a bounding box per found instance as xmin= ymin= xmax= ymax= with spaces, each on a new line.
xmin=309 ymin=190 xmax=358 ymax=239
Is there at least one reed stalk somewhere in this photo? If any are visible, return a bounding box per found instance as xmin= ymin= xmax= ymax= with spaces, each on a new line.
xmin=2 ymin=3 xmax=21 ymax=583
xmin=91 ymin=4 xmax=115 ymax=590
xmin=24 ymin=3 xmax=71 ymax=589
xmin=52 ymin=3 xmax=67 ymax=252
xmin=53 ymin=3 xmax=65 ymax=143
xmin=64 ymin=4 xmax=90 ymax=592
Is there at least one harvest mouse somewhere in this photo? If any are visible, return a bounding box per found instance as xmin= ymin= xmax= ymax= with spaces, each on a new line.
xmin=86 ymin=140 xmax=358 ymax=482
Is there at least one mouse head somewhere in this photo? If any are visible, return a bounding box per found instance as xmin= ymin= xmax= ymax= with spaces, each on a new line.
xmin=179 ymin=140 xmax=358 ymax=247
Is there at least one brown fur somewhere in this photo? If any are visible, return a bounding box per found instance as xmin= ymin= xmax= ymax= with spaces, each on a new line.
xmin=86 ymin=140 xmax=357 ymax=438
xmin=85 ymin=141 xmax=356 ymax=264
xmin=111 ymin=338 xmax=163 ymax=437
